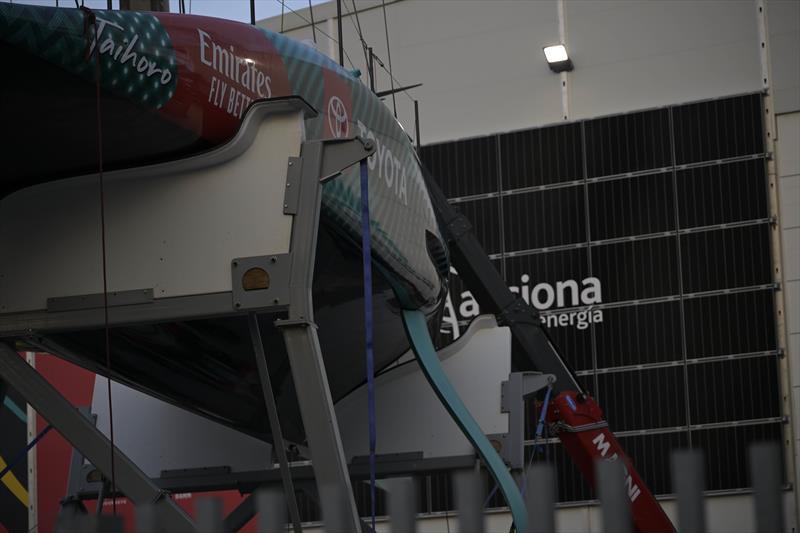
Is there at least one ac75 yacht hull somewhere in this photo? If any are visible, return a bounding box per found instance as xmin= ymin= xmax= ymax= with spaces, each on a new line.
xmin=0 ymin=4 xmax=448 ymax=443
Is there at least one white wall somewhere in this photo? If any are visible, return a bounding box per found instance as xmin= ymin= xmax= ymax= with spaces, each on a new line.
xmin=778 ymin=111 xmax=800 ymax=533
xmin=767 ymin=0 xmax=800 ymax=114
xmin=262 ymin=0 xmax=770 ymax=143
xmin=565 ymin=0 xmax=761 ymax=120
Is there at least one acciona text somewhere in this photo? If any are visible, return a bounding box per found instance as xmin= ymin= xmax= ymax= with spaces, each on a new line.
xmin=441 ymin=272 xmax=603 ymax=338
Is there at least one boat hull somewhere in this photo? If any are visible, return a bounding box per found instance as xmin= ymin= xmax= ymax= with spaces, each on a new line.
xmin=0 ymin=4 xmax=448 ymax=443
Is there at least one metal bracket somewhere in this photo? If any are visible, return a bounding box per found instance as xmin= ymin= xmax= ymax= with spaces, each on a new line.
xmin=231 ymin=254 xmax=291 ymax=311
xmin=445 ymin=213 xmax=473 ymax=243
xmin=318 ymin=136 xmax=375 ymax=183
xmin=283 ymin=157 xmax=302 ymax=215
xmin=497 ymin=296 xmax=541 ymax=327
xmin=498 ymin=372 xmax=556 ymax=471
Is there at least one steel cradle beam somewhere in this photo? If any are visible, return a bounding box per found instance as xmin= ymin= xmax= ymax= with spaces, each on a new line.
xmin=0 ymin=342 xmax=195 ymax=533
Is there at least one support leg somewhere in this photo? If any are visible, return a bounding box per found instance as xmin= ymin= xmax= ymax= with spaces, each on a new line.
xmin=248 ymin=313 xmax=303 ymax=533
xmin=0 ymin=342 xmax=194 ymax=532
xmin=278 ymin=320 xmax=362 ymax=531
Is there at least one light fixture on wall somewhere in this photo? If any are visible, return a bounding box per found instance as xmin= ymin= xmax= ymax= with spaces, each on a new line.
xmin=543 ymin=44 xmax=573 ymax=73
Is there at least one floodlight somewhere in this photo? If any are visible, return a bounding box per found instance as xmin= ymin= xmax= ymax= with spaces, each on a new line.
xmin=543 ymin=44 xmax=574 ymax=73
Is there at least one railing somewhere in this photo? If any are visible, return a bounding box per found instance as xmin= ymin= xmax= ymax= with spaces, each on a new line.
xmin=53 ymin=442 xmax=785 ymax=532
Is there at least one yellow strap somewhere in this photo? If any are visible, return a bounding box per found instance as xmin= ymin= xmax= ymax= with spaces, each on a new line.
xmin=0 ymin=453 xmax=29 ymax=507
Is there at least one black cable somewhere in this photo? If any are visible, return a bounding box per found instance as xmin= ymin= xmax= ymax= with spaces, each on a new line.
xmin=308 ymin=0 xmax=317 ymax=43
xmin=343 ymin=0 xmax=370 ymax=71
xmin=379 ymin=0 xmax=396 ymax=116
xmin=336 ymin=0 xmax=343 ymax=65
xmin=274 ymin=0 xmax=357 ymax=70
xmin=82 ymin=5 xmax=117 ymax=515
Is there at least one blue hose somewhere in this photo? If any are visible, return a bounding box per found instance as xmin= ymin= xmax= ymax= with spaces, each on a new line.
xmin=401 ymin=309 xmax=529 ymax=533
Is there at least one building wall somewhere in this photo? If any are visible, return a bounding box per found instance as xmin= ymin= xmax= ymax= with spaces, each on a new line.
xmin=767 ymin=0 xmax=800 ymax=114
xmin=778 ymin=110 xmax=800 ymax=529
xmin=260 ymin=0 xmax=799 ymax=521
xmin=262 ymin=0 xmax=772 ymax=143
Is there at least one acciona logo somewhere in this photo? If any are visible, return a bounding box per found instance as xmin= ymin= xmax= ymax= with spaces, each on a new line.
xmin=441 ymin=269 xmax=604 ymax=338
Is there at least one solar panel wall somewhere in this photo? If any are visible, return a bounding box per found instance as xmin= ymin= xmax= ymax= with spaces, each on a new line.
xmin=421 ymin=92 xmax=783 ymax=503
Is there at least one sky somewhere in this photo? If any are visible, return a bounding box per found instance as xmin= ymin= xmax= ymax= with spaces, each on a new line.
xmin=5 ymin=0 xmax=329 ymax=24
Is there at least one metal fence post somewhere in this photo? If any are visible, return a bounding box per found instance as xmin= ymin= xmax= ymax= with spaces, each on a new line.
xmin=527 ymin=464 xmax=556 ymax=533
xmin=671 ymin=449 xmax=707 ymax=533
xmin=596 ymin=459 xmax=632 ymax=533
xmin=256 ymin=487 xmax=287 ymax=533
xmin=196 ymin=497 xmax=224 ymax=533
xmin=750 ymin=442 xmax=784 ymax=533
xmin=454 ymin=468 xmax=484 ymax=533
xmin=387 ymin=477 xmax=417 ymax=533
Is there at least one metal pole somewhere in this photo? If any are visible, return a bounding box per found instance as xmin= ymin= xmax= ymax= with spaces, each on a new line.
xmin=414 ymin=100 xmax=421 ymax=154
xmin=454 ymin=469 xmax=484 ymax=533
xmin=387 ymin=477 xmax=416 ymax=533
xmin=671 ymin=449 xmax=706 ymax=533
xmin=750 ymin=443 xmax=785 ymax=533
xmin=526 ymin=464 xmax=556 ymax=533
xmin=248 ymin=313 xmax=303 ymax=533
xmin=336 ymin=0 xmax=344 ymax=66
xmin=250 ymin=0 xmax=255 ymax=26
xmin=256 ymin=488 xmax=287 ymax=533
xmin=368 ymin=47 xmax=375 ymax=93
xmin=596 ymin=459 xmax=632 ymax=533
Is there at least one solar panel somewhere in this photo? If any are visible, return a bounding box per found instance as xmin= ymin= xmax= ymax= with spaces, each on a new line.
xmin=421 ymin=91 xmax=783 ymax=503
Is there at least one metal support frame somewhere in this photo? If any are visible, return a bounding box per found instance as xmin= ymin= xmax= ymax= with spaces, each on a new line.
xmin=0 ymin=342 xmax=195 ymax=532
xmin=1 ymin=98 xmax=378 ymax=531
xmin=422 ymin=167 xmax=584 ymax=394
xmin=58 ymin=407 xmax=100 ymax=523
xmin=247 ymin=313 xmax=303 ymax=533
xmin=271 ymin=136 xmax=374 ymax=531
xmin=497 ymin=372 xmax=555 ymax=472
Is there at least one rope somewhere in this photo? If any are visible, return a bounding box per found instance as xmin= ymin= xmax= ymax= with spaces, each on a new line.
xmin=533 ymin=385 xmax=554 ymax=455
xmin=0 ymin=425 xmax=52 ymax=481
xmin=359 ymin=159 xmax=377 ymax=531
xmin=82 ymin=5 xmax=117 ymax=515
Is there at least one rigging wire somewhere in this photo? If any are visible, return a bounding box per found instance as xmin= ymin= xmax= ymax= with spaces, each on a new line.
xmin=82 ymin=5 xmax=117 ymax=515
xmin=274 ymin=0 xmax=358 ymax=70
xmin=337 ymin=0 xmax=411 ymax=104
xmin=308 ymin=0 xmax=317 ymax=43
xmin=341 ymin=0 xmax=370 ymax=74
xmin=379 ymin=0 xmax=397 ymax=116
xmin=370 ymin=52 xmax=413 ymax=100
